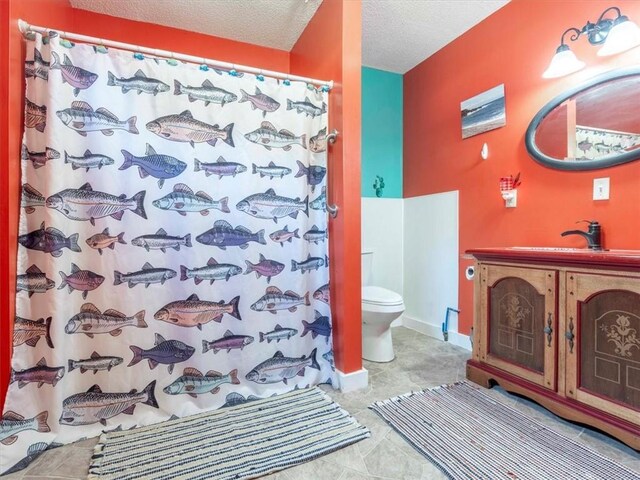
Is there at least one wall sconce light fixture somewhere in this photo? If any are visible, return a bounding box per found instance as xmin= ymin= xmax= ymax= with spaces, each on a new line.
xmin=500 ymin=173 xmax=521 ymax=208
xmin=543 ymin=6 xmax=640 ymax=79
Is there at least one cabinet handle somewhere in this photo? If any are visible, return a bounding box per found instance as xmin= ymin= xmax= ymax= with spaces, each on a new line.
xmin=543 ymin=313 xmax=553 ymax=347
xmin=565 ymin=317 xmax=575 ymax=354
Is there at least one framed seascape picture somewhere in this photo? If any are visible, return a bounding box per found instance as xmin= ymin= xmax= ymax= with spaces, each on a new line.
xmin=461 ymin=84 xmax=506 ymax=139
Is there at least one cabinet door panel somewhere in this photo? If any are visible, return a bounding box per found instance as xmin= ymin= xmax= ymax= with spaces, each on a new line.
xmin=566 ymin=273 xmax=640 ymax=424
xmin=481 ymin=264 xmax=557 ymax=390
xmin=489 ymin=277 xmax=545 ymax=373
xmin=581 ymin=291 xmax=640 ymax=409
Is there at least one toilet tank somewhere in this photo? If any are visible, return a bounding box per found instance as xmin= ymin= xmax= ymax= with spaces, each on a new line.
xmin=362 ymin=251 xmax=373 ymax=286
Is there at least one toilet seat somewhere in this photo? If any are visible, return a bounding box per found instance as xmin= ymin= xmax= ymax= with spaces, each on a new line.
xmin=362 ymin=286 xmax=403 ymax=306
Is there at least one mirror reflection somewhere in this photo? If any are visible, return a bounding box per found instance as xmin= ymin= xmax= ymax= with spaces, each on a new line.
xmin=526 ymin=69 xmax=640 ymax=170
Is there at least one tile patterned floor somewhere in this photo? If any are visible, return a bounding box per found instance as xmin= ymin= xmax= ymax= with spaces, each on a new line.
xmin=4 ymin=327 xmax=639 ymax=479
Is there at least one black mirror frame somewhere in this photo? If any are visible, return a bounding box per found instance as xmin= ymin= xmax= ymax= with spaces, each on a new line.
xmin=525 ymin=66 xmax=640 ymax=171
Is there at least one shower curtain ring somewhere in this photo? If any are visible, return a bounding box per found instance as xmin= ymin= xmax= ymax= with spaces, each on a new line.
xmin=200 ymin=58 xmax=209 ymax=71
xmin=283 ymin=76 xmax=291 ymax=86
xmin=134 ymin=45 xmax=144 ymax=60
xmin=167 ymin=51 xmax=178 ymax=66
xmin=94 ymin=38 xmax=108 ymax=54
xmin=256 ymin=69 xmax=264 ymax=82
xmin=60 ymin=31 xmax=74 ymax=48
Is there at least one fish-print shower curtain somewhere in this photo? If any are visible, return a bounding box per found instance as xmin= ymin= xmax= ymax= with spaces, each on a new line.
xmin=1 ymin=31 xmax=335 ymax=474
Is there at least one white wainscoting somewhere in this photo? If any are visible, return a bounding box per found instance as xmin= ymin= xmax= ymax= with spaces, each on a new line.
xmin=403 ymin=191 xmax=465 ymax=347
xmin=361 ymin=198 xmax=404 ymax=327
xmin=361 ymin=192 xmax=468 ymax=350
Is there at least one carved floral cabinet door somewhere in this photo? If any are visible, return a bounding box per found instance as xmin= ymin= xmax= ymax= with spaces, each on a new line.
xmin=480 ymin=264 xmax=558 ymax=390
xmin=565 ymin=272 xmax=640 ymax=424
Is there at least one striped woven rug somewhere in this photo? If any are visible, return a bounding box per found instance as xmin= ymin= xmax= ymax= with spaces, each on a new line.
xmin=370 ymin=382 xmax=640 ymax=480
xmin=88 ymin=387 xmax=370 ymax=480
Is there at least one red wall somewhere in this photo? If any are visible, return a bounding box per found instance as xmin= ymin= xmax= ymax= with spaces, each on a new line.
xmin=404 ymin=0 xmax=640 ymax=335
xmin=2 ymin=0 xmax=77 ymax=411
xmin=2 ymin=0 xmax=290 ymax=407
xmin=291 ymin=0 xmax=363 ymax=374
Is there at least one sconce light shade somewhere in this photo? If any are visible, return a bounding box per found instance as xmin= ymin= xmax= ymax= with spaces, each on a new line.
xmin=542 ymin=44 xmax=586 ymax=79
xmin=544 ymin=8 xmax=640 ymax=79
xmin=598 ymin=17 xmax=640 ymax=56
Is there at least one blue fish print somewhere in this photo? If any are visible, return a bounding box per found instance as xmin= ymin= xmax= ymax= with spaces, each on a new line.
xmin=291 ymin=254 xmax=326 ymax=273
xmin=129 ymin=333 xmax=195 ymax=374
xmin=18 ymin=222 xmax=81 ymax=257
xmin=120 ymin=144 xmax=187 ymax=189
xmin=295 ymin=160 xmax=326 ymax=192
xmin=302 ymin=311 xmax=332 ymax=343
xmin=310 ymin=186 xmax=327 ymax=211
xmin=196 ymin=220 xmax=266 ymax=250
xmin=323 ymin=351 xmax=335 ymax=371
xmin=221 ymin=392 xmax=262 ymax=408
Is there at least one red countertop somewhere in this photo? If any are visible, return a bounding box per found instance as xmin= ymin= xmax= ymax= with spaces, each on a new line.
xmin=466 ymin=247 xmax=640 ymax=270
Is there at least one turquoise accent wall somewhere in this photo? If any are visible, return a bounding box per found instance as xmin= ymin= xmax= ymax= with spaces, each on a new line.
xmin=361 ymin=67 xmax=403 ymax=198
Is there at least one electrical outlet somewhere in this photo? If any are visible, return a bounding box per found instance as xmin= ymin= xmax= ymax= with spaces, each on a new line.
xmin=593 ymin=177 xmax=610 ymax=201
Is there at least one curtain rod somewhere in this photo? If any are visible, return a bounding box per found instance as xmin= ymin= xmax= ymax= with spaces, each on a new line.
xmin=18 ymin=19 xmax=333 ymax=90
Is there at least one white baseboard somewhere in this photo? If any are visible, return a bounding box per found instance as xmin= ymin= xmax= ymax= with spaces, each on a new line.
xmin=402 ymin=315 xmax=441 ymax=338
xmin=403 ymin=315 xmax=471 ymax=351
xmin=336 ymin=368 xmax=369 ymax=393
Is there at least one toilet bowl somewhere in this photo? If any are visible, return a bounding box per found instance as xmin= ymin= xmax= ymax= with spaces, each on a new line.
xmin=362 ymin=285 xmax=405 ymax=362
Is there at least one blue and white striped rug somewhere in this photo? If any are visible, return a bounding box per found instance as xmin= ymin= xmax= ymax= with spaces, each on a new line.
xmin=370 ymin=382 xmax=640 ymax=480
xmin=89 ymin=387 xmax=369 ymax=480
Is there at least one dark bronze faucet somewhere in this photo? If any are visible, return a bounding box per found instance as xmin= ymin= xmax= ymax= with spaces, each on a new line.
xmin=561 ymin=220 xmax=602 ymax=250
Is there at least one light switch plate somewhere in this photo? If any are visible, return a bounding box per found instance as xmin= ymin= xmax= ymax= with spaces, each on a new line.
xmin=593 ymin=177 xmax=610 ymax=200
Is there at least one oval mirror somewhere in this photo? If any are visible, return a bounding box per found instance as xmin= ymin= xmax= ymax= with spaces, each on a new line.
xmin=525 ymin=67 xmax=640 ymax=170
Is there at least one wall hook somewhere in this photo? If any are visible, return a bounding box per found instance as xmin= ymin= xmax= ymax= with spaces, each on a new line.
xmin=373 ymin=176 xmax=385 ymax=197
xmin=481 ymin=142 xmax=489 ymax=160
xmin=326 ymin=129 xmax=339 ymax=144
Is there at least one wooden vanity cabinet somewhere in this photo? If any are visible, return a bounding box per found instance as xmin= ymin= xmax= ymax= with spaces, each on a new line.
xmin=466 ymin=248 xmax=640 ymax=450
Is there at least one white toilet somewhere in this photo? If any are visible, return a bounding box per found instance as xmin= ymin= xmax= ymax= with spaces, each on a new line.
xmin=361 ymin=251 xmax=405 ymax=362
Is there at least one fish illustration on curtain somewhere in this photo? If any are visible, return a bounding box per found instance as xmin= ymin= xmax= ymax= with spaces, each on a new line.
xmin=0 ymin=31 xmax=334 ymax=474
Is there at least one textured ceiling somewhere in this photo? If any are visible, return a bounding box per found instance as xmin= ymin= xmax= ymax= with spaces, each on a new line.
xmin=69 ymin=0 xmax=323 ymax=51
xmin=70 ymin=0 xmax=509 ymax=74
xmin=362 ymin=0 xmax=510 ymax=73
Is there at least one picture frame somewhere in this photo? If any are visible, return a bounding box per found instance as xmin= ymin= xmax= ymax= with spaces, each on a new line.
xmin=461 ymin=84 xmax=506 ymax=139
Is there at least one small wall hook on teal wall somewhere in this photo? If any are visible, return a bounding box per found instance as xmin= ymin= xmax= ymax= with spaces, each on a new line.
xmin=373 ymin=176 xmax=385 ymax=197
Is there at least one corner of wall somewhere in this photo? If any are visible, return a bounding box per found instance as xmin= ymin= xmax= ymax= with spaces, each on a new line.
xmin=290 ymin=0 xmax=363 ymax=376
